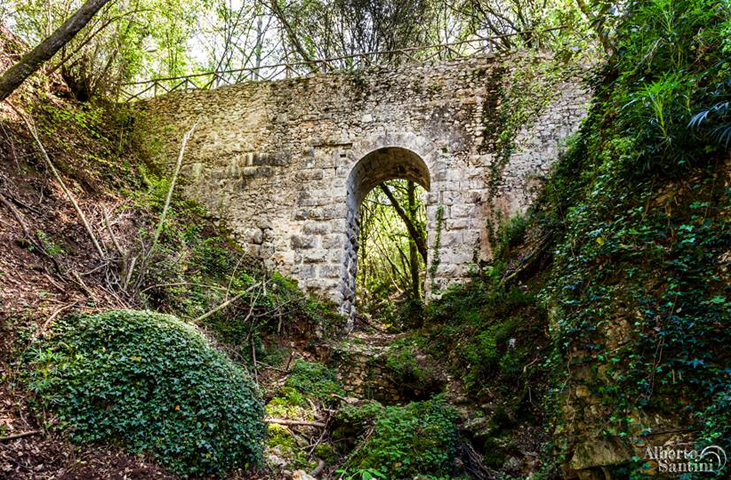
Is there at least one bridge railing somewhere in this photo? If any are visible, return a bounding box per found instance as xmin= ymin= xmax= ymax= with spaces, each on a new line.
xmin=118 ymin=27 xmax=566 ymax=102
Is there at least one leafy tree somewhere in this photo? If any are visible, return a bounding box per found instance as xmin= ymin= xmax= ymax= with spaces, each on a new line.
xmin=0 ymin=0 xmax=112 ymax=101
xmin=357 ymin=180 xmax=427 ymax=321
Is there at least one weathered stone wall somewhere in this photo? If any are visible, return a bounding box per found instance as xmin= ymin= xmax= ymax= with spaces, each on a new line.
xmin=136 ymin=54 xmax=589 ymax=321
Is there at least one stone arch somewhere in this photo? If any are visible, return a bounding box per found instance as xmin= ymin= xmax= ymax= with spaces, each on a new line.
xmin=340 ymin=147 xmax=431 ymax=327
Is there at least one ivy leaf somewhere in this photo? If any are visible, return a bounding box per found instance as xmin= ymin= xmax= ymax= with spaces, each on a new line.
xmin=688 ymin=359 xmax=705 ymax=369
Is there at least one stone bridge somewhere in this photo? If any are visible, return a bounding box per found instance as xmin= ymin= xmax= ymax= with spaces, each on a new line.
xmin=137 ymin=55 xmax=589 ymax=323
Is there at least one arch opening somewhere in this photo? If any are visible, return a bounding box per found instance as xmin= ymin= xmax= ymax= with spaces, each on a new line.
xmin=341 ymin=147 xmax=431 ymax=329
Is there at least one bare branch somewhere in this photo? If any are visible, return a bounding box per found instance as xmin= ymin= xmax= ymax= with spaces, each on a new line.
xmin=192 ymin=281 xmax=262 ymax=325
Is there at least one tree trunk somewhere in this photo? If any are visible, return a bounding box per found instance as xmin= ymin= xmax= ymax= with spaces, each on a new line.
xmin=379 ymin=183 xmax=427 ymax=263
xmin=268 ymin=0 xmax=320 ymax=73
xmin=0 ymin=0 xmax=112 ymax=102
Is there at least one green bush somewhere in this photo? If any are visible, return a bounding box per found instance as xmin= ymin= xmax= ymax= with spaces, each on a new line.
xmin=386 ymin=344 xmax=424 ymax=384
xmin=494 ymin=212 xmax=528 ymax=258
xmin=384 ymin=337 xmax=443 ymax=396
xmin=285 ymin=359 xmax=344 ymax=403
xmin=339 ymin=397 xmax=460 ymax=479
xmin=27 ymin=310 xmax=265 ymax=478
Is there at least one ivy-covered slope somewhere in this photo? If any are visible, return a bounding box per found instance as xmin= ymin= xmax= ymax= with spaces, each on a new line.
xmin=424 ymin=0 xmax=730 ymax=477
xmin=543 ymin=0 xmax=730 ymax=469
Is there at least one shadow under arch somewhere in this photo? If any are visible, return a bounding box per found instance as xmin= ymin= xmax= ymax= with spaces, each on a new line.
xmin=340 ymin=146 xmax=431 ymax=329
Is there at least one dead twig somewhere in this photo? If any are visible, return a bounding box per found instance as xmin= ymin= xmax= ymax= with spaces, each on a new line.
xmin=10 ymin=105 xmax=106 ymax=260
xmin=226 ymin=253 xmax=246 ymax=301
xmin=337 ymin=426 xmax=375 ymax=479
xmin=35 ymin=301 xmax=78 ymax=339
xmin=244 ymin=280 xmax=266 ymax=343
xmin=43 ymin=273 xmax=66 ymax=292
xmin=251 ymin=339 xmax=259 ymax=383
xmin=306 ymin=413 xmax=332 ymax=457
xmin=102 ymin=206 xmax=124 ymax=257
xmin=309 ymin=459 xmax=326 ymax=477
xmin=254 ymin=360 xmax=289 ymax=374
xmin=140 ymin=281 xmax=229 ymax=294
xmin=124 ymin=255 xmax=136 ymax=287
xmin=5 ymin=193 xmax=42 ymax=215
xmin=264 ymin=418 xmax=326 ymax=428
xmin=0 ymin=120 xmax=20 ymax=170
xmin=0 ymin=193 xmax=31 ymax=237
xmin=500 ymin=232 xmax=553 ymax=286
xmin=0 ymin=193 xmax=66 ymax=276
xmin=329 ymin=393 xmax=359 ymax=404
xmin=0 ymin=430 xmax=43 ymax=442
xmin=71 ymin=270 xmax=95 ymax=298
xmin=134 ymin=122 xmax=197 ymax=291
xmin=192 ymin=281 xmax=262 ymax=325
xmin=285 ymin=351 xmax=295 ymax=371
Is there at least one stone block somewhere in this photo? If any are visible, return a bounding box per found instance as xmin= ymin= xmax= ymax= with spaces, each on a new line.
xmin=304 ymin=250 xmax=328 ymax=264
xmin=441 ymin=250 xmax=473 ymax=265
xmin=447 ymin=218 xmax=470 ymax=230
xmin=291 ymin=235 xmax=317 ymax=249
xmin=320 ymin=265 xmax=341 ymax=279
xmin=322 ymin=234 xmax=346 ymax=249
xmin=303 ymin=222 xmax=330 ymax=235
xmin=295 ymin=169 xmax=324 ymax=181
xmin=462 ymin=229 xmax=481 ymax=246
xmin=451 ymin=204 xmax=476 ymax=218
xmin=440 ymin=232 xmax=462 ymax=248
xmin=293 ymin=264 xmax=316 ymax=278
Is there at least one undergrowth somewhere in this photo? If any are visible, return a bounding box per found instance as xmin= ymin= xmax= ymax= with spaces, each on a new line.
xmin=334 ymin=396 xmax=461 ymax=480
xmin=284 ymin=359 xmax=345 ymax=404
xmin=534 ymin=0 xmax=731 ymax=466
xmin=420 ymin=1 xmax=731 ymax=475
xmin=25 ymin=310 xmax=265 ymax=477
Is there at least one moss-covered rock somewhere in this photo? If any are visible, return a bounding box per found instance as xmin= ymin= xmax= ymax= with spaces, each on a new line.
xmin=264 ymin=385 xmax=323 ymax=472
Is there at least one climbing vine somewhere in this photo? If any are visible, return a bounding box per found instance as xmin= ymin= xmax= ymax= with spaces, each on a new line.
xmin=428 ymin=205 xmax=445 ymax=290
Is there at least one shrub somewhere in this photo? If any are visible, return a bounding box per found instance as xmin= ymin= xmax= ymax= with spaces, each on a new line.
xmin=495 ymin=212 xmax=528 ymax=257
xmin=27 ymin=310 xmax=265 ymax=478
xmin=385 ymin=338 xmax=444 ymax=396
xmin=285 ymin=359 xmax=344 ymax=403
xmin=386 ymin=344 xmax=424 ymax=384
xmin=339 ymin=397 xmax=460 ymax=479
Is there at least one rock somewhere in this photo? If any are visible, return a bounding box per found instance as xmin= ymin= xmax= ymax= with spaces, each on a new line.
xmin=463 ymin=415 xmax=489 ymax=433
xmin=264 ymin=447 xmax=288 ymax=468
xmin=504 ymin=455 xmax=522 ymax=471
xmin=292 ymin=470 xmax=317 ymax=480
xmin=569 ymin=438 xmax=631 ymax=471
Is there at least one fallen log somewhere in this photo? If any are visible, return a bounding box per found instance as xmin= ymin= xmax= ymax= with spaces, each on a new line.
xmin=264 ymin=418 xmax=326 ymax=428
